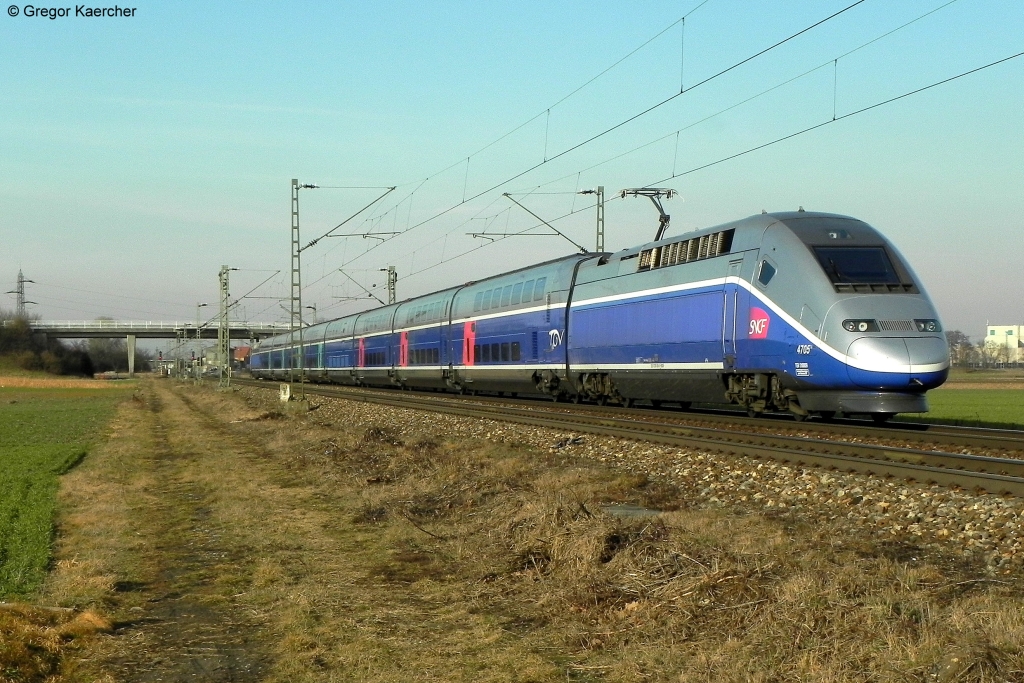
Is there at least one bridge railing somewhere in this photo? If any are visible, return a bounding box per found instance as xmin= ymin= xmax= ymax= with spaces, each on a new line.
xmin=2 ymin=320 xmax=294 ymax=332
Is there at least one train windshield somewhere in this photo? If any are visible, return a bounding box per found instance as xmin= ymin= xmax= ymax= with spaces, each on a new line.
xmin=812 ymin=247 xmax=901 ymax=285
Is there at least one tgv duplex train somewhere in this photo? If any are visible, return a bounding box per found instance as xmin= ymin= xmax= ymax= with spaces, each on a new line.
xmin=251 ymin=210 xmax=949 ymax=421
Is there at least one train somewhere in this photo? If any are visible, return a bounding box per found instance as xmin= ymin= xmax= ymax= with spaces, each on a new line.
xmin=250 ymin=210 xmax=949 ymax=421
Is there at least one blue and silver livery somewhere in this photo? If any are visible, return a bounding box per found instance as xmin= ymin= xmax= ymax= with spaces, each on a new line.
xmin=251 ymin=211 xmax=949 ymax=421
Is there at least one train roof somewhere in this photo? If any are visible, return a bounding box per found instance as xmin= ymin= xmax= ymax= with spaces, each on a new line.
xmin=254 ymin=211 xmax=883 ymax=351
xmin=604 ymin=210 xmax=873 ymax=260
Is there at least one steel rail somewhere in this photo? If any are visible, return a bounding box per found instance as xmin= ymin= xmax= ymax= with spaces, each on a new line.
xmin=241 ymin=378 xmax=1024 ymax=452
xmin=235 ymin=379 xmax=1024 ymax=497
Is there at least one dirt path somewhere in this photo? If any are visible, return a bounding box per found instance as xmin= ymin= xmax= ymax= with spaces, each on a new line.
xmin=50 ymin=381 xmax=275 ymax=681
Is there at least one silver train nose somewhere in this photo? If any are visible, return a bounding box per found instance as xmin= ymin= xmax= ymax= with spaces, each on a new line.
xmin=846 ymin=336 xmax=948 ymax=389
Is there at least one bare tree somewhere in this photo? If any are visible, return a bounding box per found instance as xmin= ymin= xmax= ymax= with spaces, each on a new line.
xmin=945 ymin=330 xmax=973 ymax=367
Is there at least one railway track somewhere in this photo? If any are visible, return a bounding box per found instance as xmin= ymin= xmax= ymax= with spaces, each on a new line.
xmin=232 ymin=378 xmax=1024 ymax=497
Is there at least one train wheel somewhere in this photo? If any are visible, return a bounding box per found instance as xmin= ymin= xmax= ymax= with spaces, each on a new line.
xmin=871 ymin=413 xmax=894 ymax=424
xmin=597 ymin=396 xmax=607 ymax=407
xmin=622 ymin=398 xmax=633 ymax=409
xmin=571 ymin=393 xmax=581 ymax=404
xmin=651 ymin=400 xmax=663 ymax=409
xmin=678 ymin=401 xmax=692 ymax=411
xmin=791 ymin=412 xmax=808 ymax=422
xmin=747 ymin=408 xmax=762 ymax=419
xmin=818 ymin=411 xmax=836 ymax=422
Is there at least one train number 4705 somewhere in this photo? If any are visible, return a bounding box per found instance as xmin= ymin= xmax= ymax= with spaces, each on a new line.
xmin=796 ymin=344 xmax=814 ymax=355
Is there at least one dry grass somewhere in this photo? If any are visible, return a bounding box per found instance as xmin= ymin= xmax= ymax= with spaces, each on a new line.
xmin=0 ymin=604 xmax=111 ymax=682
xmin=0 ymin=375 xmax=131 ymax=389
xmin=25 ymin=380 xmax=1024 ymax=681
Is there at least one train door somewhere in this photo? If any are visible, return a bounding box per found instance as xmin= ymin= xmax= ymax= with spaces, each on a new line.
xmin=463 ymin=321 xmax=476 ymax=366
xmin=399 ymin=331 xmax=408 ymax=367
xmin=723 ymin=259 xmax=743 ymax=368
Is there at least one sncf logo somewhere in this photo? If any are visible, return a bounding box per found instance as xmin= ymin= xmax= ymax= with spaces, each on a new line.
xmin=749 ymin=307 xmax=770 ymax=339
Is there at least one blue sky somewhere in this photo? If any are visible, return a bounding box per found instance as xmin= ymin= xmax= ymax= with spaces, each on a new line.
xmin=1 ymin=0 xmax=1021 ymax=346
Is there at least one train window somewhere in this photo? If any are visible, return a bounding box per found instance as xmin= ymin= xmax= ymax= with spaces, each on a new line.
xmin=501 ymin=343 xmax=510 ymax=361
xmin=533 ymin=278 xmax=547 ymax=301
xmin=813 ymin=247 xmax=900 ymax=285
xmin=757 ymin=261 xmax=776 ymax=286
xmin=491 ymin=343 xmax=501 ymax=361
xmin=482 ymin=344 xmax=491 ymax=362
xmin=522 ymin=280 xmax=534 ymax=302
xmin=432 ymin=348 xmax=439 ymax=364
xmin=501 ymin=285 xmax=513 ymax=307
xmin=511 ymin=341 xmax=521 ymax=361
xmin=511 ymin=282 xmax=523 ymax=305
xmin=474 ymin=292 xmax=483 ymax=312
xmin=474 ymin=344 xmax=481 ymax=361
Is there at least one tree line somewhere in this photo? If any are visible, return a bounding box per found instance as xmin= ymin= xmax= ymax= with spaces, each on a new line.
xmin=946 ymin=330 xmax=1020 ymax=367
xmin=0 ymin=312 xmax=153 ymax=375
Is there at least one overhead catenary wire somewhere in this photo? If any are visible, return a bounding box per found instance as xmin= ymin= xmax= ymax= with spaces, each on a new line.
xmin=643 ymin=50 xmax=1024 ymax=187
xmin=499 ymin=0 xmax=970 ymax=200
xmin=316 ymin=0 xmax=868 ymax=281
xmin=337 ymin=269 xmax=386 ymax=306
xmin=310 ymin=1 xmax=714 ymax=248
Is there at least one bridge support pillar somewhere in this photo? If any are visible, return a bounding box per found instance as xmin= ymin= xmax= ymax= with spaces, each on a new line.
xmin=127 ymin=335 xmax=137 ymax=378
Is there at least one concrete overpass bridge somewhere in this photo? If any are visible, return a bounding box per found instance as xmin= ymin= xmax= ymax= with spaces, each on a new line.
xmin=15 ymin=320 xmax=292 ymax=340
xmin=3 ymin=320 xmax=293 ymax=376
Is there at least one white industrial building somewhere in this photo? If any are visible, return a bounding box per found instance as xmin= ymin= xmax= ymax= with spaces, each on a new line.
xmin=985 ymin=324 xmax=1023 ymax=363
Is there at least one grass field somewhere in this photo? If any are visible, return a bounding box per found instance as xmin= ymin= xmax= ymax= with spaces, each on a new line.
xmin=899 ymin=368 xmax=1024 ymax=428
xmin=0 ymin=384 xmax=129 ymax=597
xmin=901 ymin=389 xmax=1024 ymax=429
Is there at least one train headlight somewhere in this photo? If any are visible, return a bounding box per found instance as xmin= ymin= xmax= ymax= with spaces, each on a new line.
xmin=843 ymin=319 xmax=878 ymax=333
xmin=914 ymin=319 xmax=941 ymax=333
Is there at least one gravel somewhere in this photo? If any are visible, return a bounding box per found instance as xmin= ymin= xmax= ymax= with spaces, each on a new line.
xmin=242 ymin=387 xmax=1024 ymax=572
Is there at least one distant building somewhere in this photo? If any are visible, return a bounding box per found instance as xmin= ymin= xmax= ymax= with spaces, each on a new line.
xmin=985 ymin=325 xmax=1023 ymax=363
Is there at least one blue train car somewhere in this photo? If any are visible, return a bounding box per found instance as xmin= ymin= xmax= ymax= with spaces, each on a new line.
xmin=251 ymin=210 xmax=948 ymax=420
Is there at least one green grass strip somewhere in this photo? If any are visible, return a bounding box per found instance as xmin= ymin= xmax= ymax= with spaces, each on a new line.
xmin=0 ymin=387 xmax=127 ymax=597
xmin=899 ymin=389 xmax=1024 ymax=430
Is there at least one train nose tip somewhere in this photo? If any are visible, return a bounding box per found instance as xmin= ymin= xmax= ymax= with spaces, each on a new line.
xmin=846 ymin=336 xmax=948 ymax=390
